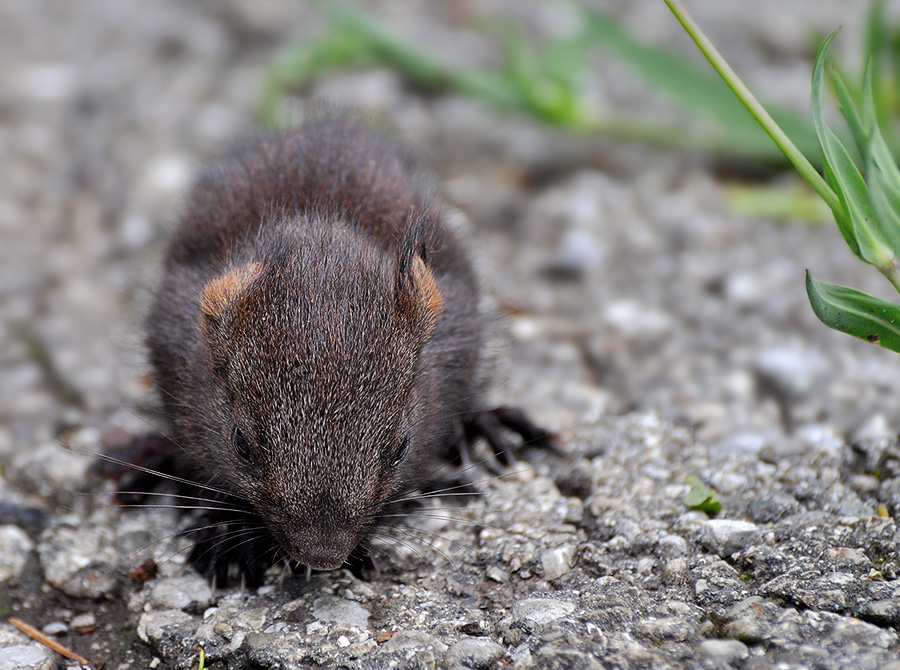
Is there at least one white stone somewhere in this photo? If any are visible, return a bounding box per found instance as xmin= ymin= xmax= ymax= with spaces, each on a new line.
xmin=0 ymin=526 xmax=33 ymax=582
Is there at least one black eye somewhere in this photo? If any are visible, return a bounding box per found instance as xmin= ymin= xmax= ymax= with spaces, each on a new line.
xmin=391 ymin=432 xmax=410 ymax=467
xmin=231 ymin=425 xmax=254 ymax=464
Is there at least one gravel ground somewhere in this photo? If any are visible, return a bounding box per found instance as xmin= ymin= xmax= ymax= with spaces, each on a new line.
xmin=3 ymin=1 xmax=900 ymax=669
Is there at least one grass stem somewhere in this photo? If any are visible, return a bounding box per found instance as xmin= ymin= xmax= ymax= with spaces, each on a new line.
xmin=663 ymin=0 xmax=841 ymax=213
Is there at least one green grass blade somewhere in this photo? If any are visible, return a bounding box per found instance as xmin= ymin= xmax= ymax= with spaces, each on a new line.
xmin=725 ymin=184 xmax=831 ymax=223
xmin=864 ymin=0 xmax=889 ymax=122
xmin=663 ymin=0 xmax=838 ymax=205
xmin=586 ymin=7 xmax=821 ymax=160
xmin=829 ymin=67 xmax=868 ymax=157
xmin=865 ymin=155 xmax=900 ymax=290
xmin=811 ymin=33 xmax=874 ymax=262
xmin=806 ymin=272 xmax=900 ymax=352
xmin=860 ymin=57 xmax=879 ymax=137
xmin=311 ymin=0 xmax=522 ymax=107
xmin=821 ymin=161 xmax=861 ymax=257
xmin=258 ymin=31 xmax=374 ymax=126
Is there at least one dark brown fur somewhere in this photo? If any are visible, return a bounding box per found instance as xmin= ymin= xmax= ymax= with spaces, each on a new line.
xmin=125 ymin=116 xmax=548 ymax=585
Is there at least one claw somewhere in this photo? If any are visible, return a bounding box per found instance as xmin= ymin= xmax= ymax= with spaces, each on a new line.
xmin=458 ymin=406 xmax=556 ymax=466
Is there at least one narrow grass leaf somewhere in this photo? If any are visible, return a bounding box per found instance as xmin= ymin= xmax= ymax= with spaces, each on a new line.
xmin=725 ymin=184 xmax=831 ymax=223
xmin=812 ymin=33 xmax=880 ymax=264
xmin=823 ymin=124 xmax=875 ymax=261
xmin=821 ymin=159 xmax=860 ymax=256
xmin=864 ymin=0 xmax=889 ymax=123
xmin=806 ymin=272 xmax=900 ymax=352
xmin=258 ymin=31 xmax=373 ymax=125
xmin=866 ymin=160 xmax=900 ymax=272
xmin=586 ymin=7 xmax=820 ymax=160
xmin=860 ymin=56 xmax=879 ymax=138
xmin=829 ymin=67 xmax=868 ymax=157
xmin=857 ymin=61 xmax=900 ymax=274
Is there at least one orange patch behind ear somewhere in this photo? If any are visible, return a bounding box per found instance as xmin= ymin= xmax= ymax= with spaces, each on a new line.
xmin=411 ymin=255 xmax=443 ymax=321
xmin=200 ymin=261 xmax=262 ymax=321
xmin=398 ymin=254 xmax=442 ymax=335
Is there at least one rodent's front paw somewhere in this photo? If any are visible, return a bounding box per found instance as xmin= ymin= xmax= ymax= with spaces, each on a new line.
xmin=458 ymin=406 xmax=558 ymax=467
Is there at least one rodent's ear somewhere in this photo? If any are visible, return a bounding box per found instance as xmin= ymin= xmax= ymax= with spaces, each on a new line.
xmin=200 ymin=262 xmax=262 ymax=324
xmin=396 ymin=247 xmax=442 ymax=337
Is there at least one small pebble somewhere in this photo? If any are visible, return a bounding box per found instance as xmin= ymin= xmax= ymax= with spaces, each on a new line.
xmin=700 ymin=519 xmax=759 ymax=556
xmin=311 ymin=595 xmax=370 ymax=630
xmin=697 ymin=639 xmax=749 ymax=663
xmin=40 ymin=622 xmax=66 ymax=636
xmin=540 ymin=545 xmax=576 ymax=580
xmin=0 ymin=525 xmax=34 ymax=583
xmin=444 ymin=638 xmax=506 ymax=669
xmin=69 ymin=613 xmax=96 ymax=629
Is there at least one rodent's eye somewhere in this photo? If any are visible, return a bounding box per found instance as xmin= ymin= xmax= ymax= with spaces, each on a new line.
xmin=231 ymin=425 xmax=254 ymax=464
xmin=391 ymin=432 xmax=410 ymax=467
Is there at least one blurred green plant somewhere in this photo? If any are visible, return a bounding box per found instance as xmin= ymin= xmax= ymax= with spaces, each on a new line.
xmin=824 ymin=0 xmax=900 ymax=138
xmin=684 ymin=475 xmax=722 ymax=515
xmin=259 ymin=0 xmax=824 ymax=162
xmin=666 ymin=0 xmax=900 ymax=353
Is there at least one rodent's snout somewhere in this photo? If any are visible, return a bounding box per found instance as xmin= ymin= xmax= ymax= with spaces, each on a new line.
xmin=278 ymin=526 xmax=358 ymax=571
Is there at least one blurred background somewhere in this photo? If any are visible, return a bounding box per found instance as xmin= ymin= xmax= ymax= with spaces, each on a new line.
xmin=2 ymin=0 xmax=899 ymax=473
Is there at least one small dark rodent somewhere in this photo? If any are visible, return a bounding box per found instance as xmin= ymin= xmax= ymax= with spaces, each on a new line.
xmin=108 ymin=115 xmax=550 ymax=586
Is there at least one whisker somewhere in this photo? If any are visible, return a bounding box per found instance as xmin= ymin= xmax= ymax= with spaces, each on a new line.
xmin=111 ymin=490 xmax=252 ymax=509
xmin=117 ymin=503 xmax=252 ymax=515
xmin=385 ymin=468 xmax=529 ymax=507
xmin=180 ymin=525 xmax=267 ymax=570
xmin=86 ymin=449 xmax=246 ymax=502
xmin=367 ymin=530 xmax=426 ymax=564
xmin=124 ymin=517 xmax=253 ymax=563
xmin=371 ymin=526 xmax=460 ymax=569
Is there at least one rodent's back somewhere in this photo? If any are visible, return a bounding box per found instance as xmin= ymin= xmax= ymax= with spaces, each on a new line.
xmin=147 ymin=116 xmax=482 ymax=570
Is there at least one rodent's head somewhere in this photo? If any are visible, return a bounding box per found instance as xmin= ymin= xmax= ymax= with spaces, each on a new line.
xmin=196 ymin=218 xmax=442 ymax=570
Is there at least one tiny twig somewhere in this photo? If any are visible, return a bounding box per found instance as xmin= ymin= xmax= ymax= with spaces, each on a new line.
xmin=9 ymin=617 xmax=95 ymax=668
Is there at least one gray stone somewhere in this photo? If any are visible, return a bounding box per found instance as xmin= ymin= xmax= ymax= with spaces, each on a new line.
xmin=699 ymin=519 xmax=759 ymax=556
xmin=747 ymin=492 xmax=800 ymax=523
xmin=0 ymin=645 xmax=56 ymax=670
xmin=0 ymin=525 xmax=33 ymax=583
xmin=137 ymin=610 xmax=195 ymax=646
xmin=486 ymin=566 xmax=509 ymax=583
xmin=381 ymin=630 xmax=448 ymax=654
xmin=148 ymin=575 xmax=213 ymax=611
xmin=511 ymin=597 xmax=576 ymax=626
xmin=859 ymin=599 xmax=900 ymax=626
xmin=533 ymin=646 xmax=607 ymax=670
xmin=540 ymin=544 xmax=576 ymax=580
xmin=603 ymin=300 xmax=675 ymax=342
xmin=697 ymin=639 xmax=749 ymax=663
xmin=658 ymin=533 xmax=688 ymax=557
xmin=850 ymin=413 xmax=894 ymax=442
xmin=661 ymin=558 xmax=688 ymax=585
xmin=634 ymin=616 xmax=694 ymax=642
xmin=69 ymin=613 xmax=96 ymax=629
xmin=444 ymin=638 xmax=506 ymax=669
xmin=498 ymin=596 xmax=578 ymax=646
xmin=552 ymin=228 xmax=606 ymax=278
xmin=311 ymin=595 xmax=370 ymax=629
xmin=752 ymin=347 xmax=824 ymax=401
xmin=40 ymin=622 xmax=66 ymax=636
xmin=38 ymin=522 xmax=119 ymax=598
